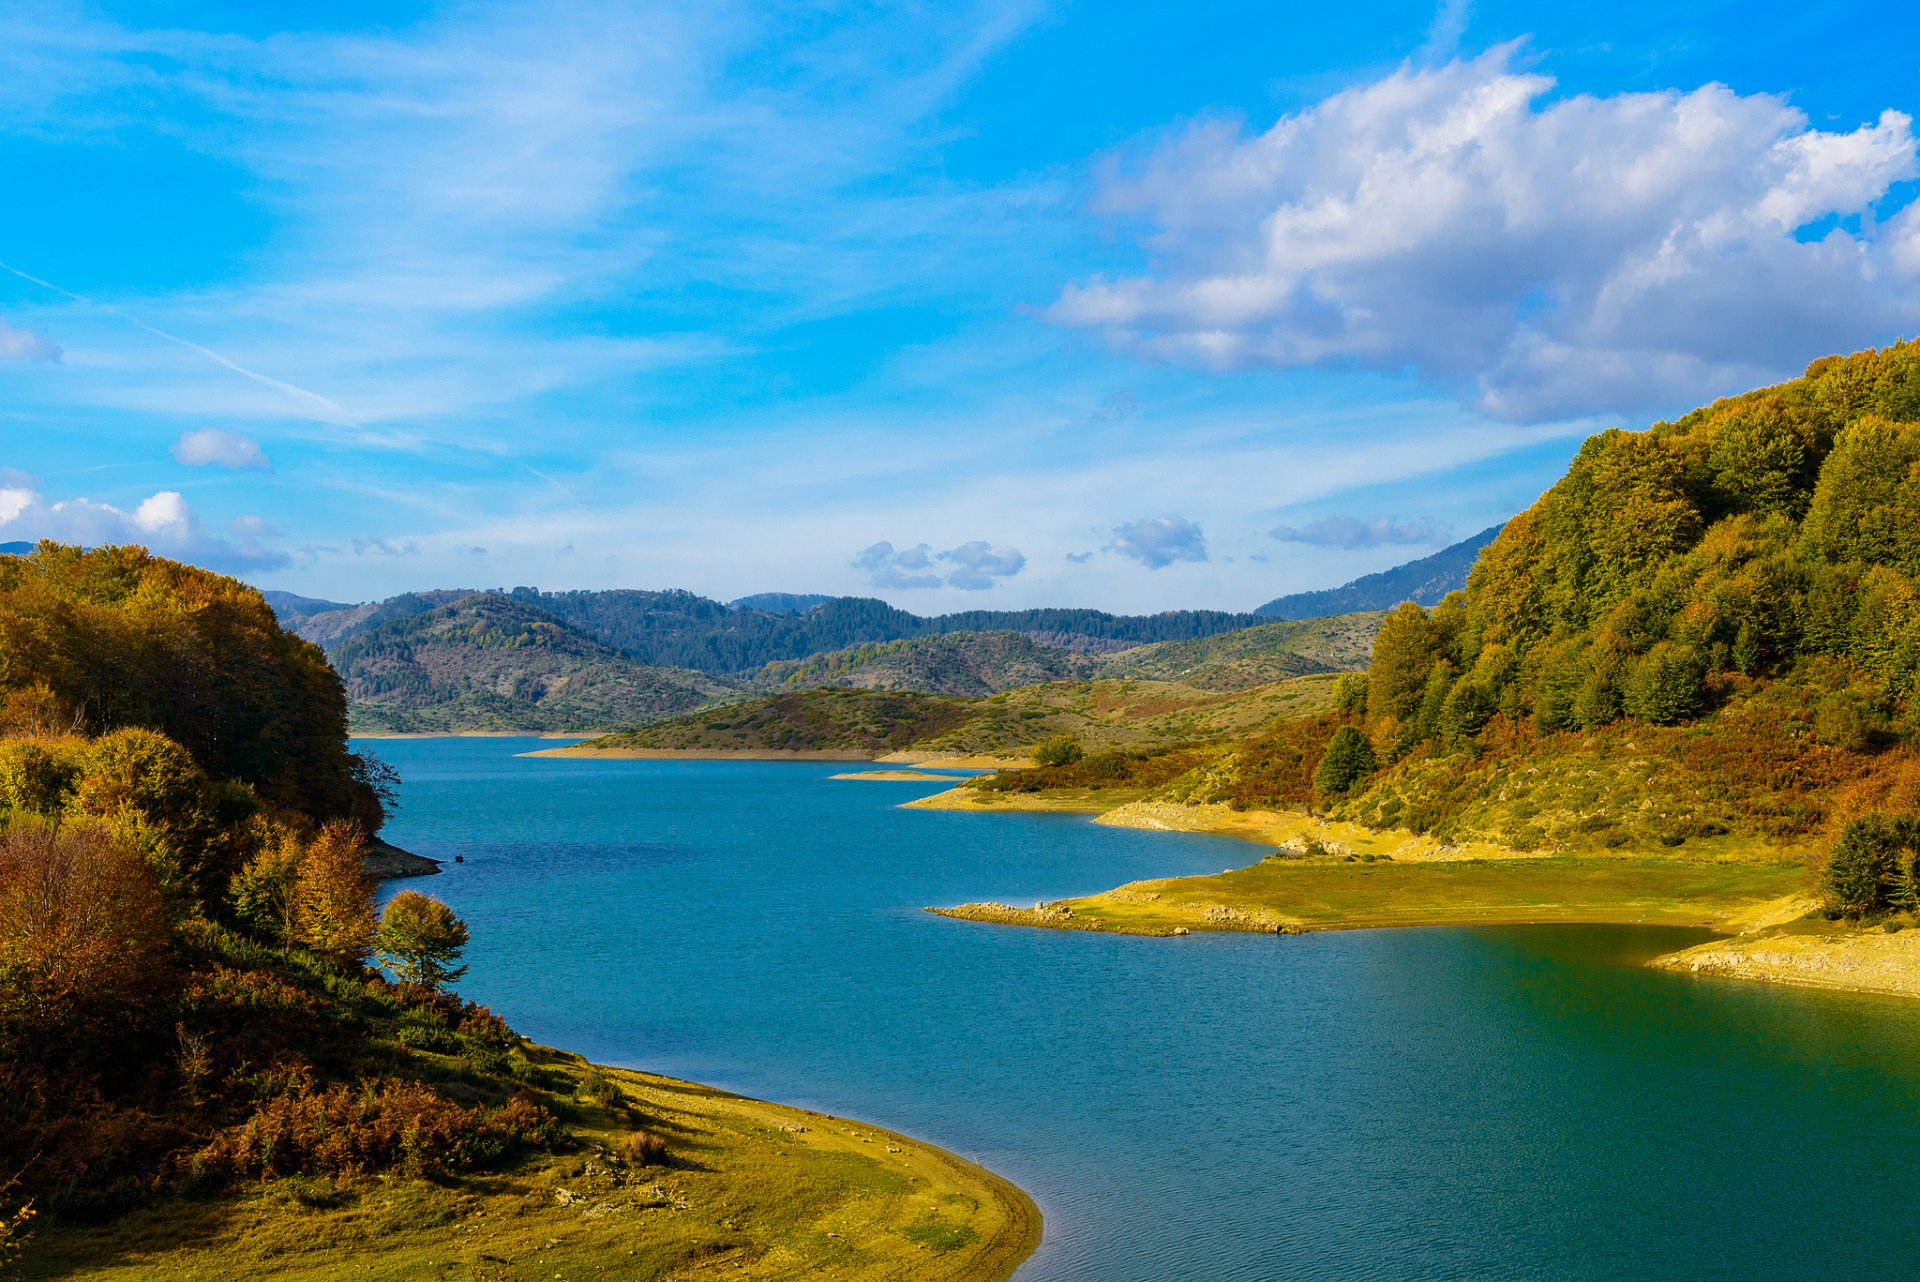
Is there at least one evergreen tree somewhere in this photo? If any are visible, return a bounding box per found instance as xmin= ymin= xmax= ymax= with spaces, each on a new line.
xmin=1313 ymin=726 xmax=1377 ymax=797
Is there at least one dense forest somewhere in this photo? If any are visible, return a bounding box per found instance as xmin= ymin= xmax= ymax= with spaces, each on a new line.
xmin=0 ymin=547 xmax=603 ymax=1242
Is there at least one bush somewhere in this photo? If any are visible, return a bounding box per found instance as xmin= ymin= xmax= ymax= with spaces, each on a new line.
xmin=618 ymin=1130 xmax=667 ymax=1167
xmin=1030 ymin=734 xmax=1084 ymax=767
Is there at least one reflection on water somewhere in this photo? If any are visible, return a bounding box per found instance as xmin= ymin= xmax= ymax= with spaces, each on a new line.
xmin=371 ymin=738 xmax=1920 ymax=1282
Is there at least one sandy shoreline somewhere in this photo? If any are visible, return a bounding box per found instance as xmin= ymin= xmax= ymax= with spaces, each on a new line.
xmin=523 ymin=745 xmax=881 ymax=760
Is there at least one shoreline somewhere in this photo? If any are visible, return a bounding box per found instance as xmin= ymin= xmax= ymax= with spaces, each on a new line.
xmin=35 ymin=1044 xmax=1042 ymax=1281
xmin=524 ymin=745 xmax=882 ymax=760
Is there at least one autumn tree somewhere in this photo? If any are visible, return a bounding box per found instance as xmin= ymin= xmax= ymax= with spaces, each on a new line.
xmin=377 ymin=892 xmax=471 ymax=989
xmin=291 ymin=821 xmax=375 ymax=963
xmin=0 ymin=820 xmax=172 ymax=1059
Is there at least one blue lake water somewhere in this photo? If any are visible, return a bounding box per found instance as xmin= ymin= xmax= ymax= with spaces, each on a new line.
xmin=371 ymin=738 xmax=1920 ymax=1281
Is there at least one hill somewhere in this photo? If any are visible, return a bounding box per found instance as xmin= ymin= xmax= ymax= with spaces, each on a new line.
xmin=1094 ymin=612 xmax=1382 ymax=689
xmin=1254 ymin=527 xmax=1501 ymax=620
xmin=327 ymin=592 xmax=733 ymax=734
xmin=729 ymin=591 xmax=837 ymax=612
xmin=556 ymin=673 xmax=1341 ymax=760
xmin=287 ymin=587 xmax=1271 ymax=678
xmin=754 ymin=631 xmax=1100 ymax=696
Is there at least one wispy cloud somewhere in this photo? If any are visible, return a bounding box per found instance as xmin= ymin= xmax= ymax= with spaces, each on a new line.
xmin=173 ymin=428 xmax=270 ymax=471
xmin=0 ymin=317 xmax=60 ymax=362
xmin=1269 ymin=515 xmax=1452 ymax=548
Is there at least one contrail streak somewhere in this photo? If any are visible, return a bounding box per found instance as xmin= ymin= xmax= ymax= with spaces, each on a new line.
xmin=0 ymin=259 xmax=358 ymax=426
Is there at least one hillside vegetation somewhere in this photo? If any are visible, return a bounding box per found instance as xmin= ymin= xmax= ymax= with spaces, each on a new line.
xmin=1096 ymin=612 xmax=1380 ymax=689
xmin=1003 ymin=343 xmax=1920 ymax=866
xmin=561 ymin=675 xmax=1341 ymax=760
xmin=329 ymin=592 xmax=730 ymax=733
xmin=753 ymin=631 xmax=1100 ymax=696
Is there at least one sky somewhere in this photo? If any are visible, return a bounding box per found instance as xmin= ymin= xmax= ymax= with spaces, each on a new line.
xmin=2 ymin=0 xmax=1918 ymax=613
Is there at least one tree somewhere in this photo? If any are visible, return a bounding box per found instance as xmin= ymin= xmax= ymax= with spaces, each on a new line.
xmin=1030 ymin=734 xmax=1084 ymax=767
xmin=376 ymin=892 xmax=470 ymax=988
xmin=1331 ymin=673 xmax=1368 ymax=714
xmin=231 ymin=825 xmax=306 ymax=944
xmin=1622 ymin=643 xmax=1706 ymax=724
xmin=1366 ymin=604 xmax=1443 ymax=723
xmin=292 ymin=821 xmax=375 ymax=963
xmin=0 ymin=820 xmax=172 ymax=1058
xmin=1313 ymin=726 xmax=1377 ymax=797
xmin=1823 ymin=814 xmax=1918 ymax=918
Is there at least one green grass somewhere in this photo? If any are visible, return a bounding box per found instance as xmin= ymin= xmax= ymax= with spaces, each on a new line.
xmin=1041 ymin=856 xmax=1808 ymax=935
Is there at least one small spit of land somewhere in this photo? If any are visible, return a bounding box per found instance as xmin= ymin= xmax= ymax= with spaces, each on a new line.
xmin=37 ymin=1047 xmax=1038 ymax=1282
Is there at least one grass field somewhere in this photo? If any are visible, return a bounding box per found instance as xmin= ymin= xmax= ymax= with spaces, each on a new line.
xmin=28 ymin=1048 xmax=1038 ymax=1282
xmin=934 ymin=855 xmax=1809 ymax=938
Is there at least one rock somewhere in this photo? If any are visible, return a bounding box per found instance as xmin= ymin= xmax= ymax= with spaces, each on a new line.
xmin=361 ymin=838 xmax=442 ymax=881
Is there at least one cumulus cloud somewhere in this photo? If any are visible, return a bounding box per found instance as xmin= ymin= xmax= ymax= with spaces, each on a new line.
xmin=0 ymin=483 xmax=287 ymax=571
xmin=1106 ymin=515 xmax=1207 ymax=569
xmin=854 ymin=538 xmax=1027 ymax=590
xmin=1050 ymin=47 xmax=1920 ymax=421
xmin=1269 ymin=514 xmax=1452 ymax=548
xmin=940 ymin=540 xmax=1026 ymax=590
xmin=0 ymin=319 xmax=60 ymax=363
xmin=172 ymin=427 xmax=271 ymax=470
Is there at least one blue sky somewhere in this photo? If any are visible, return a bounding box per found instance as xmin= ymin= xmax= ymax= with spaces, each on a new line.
xmin=2 ymin=1 xmax=1918 ymax=611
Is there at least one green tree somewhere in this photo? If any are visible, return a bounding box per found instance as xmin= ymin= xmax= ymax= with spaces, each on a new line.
xmin=1331 ymin=672 xmax=1368 ymax=714
xmin=1367 ymin=604 xmax=1443 ymax=723
xmin=1313 ymin=726 xmax=1377 ymax=797
xmin=1622 ymin=644 xmax=1706 ymax=724
xmin=376 ymin=891 xmax=470 ymax=989
xmin=1823 ymin=814 xmax=1917 ymax=918
xmin=1030 ymin=734 xmax=1084 ymax=767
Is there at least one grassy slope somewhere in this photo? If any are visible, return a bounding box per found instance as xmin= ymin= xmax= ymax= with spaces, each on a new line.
xmin=33 ymin=1049 xmax=1038 ymax=1282
xmin=548 ymin=675 xmax=1342 ymax=759
xmin=1093 ymin=612 xmax=1382 ymax=690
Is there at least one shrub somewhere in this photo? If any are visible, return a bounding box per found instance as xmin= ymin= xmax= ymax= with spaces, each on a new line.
xmin=189 ymin=1080 xmax=563 ymax=1181
xmin=618 ymin=1130 xmax=666 ymax=1167
xmin=1030 ymin=734 xmax=1084 ymax=767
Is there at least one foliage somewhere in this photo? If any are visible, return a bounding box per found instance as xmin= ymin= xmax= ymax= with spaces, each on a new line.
xmin=1822 ymin=814 xmax=1920 ymax=917
xmin=376 ymin=892 xmax=470 ymax=989
xmin=1313 ymin=726 xmax=1377 ymax=797
xmin=291 ymin=822 xmax=376 ymax=963
xmin=1030 ymin=734 xmax=1086 ymax=767
xmin=0 ymin=821 xmax=173 ymax=1060
xmin=0 ymin=544 xmax=380 ymax=830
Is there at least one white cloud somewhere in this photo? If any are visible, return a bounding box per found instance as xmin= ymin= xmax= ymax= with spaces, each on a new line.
xmin=0 ymin=318 xmax=60 ymax=362
xmin=1106 ymin=515 xmax=1207 ymax=569
xmin=854 ymin=537 xmax=1027 ymax=590
xmin=173 ymin=427 xmax=271 ymax=470
xmin=0 ymin=484 xmax=287 ymax=571
xmin=940 ymin=540 xmax=1026 ymax=590
xmin=1050 ymin=47 xmax=1920 ymax=421
xmin=1269 ymin=514 xmax=1452 ymax=548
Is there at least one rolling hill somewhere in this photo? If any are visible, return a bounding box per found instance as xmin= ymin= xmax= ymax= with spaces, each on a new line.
xmin=328 ymin=592 xmax=733 ymax=734
xmin=1254 ymin=527 xmax=1501 ymax=620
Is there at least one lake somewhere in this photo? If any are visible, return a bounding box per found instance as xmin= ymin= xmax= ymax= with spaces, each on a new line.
xmin=370 ymin=737 xmax=1920 ymax=1281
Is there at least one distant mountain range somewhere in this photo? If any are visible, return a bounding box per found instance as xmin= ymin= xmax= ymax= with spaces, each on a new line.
xmin=1253 ymin=526 xmax=1501 ymax=620
xmin=266 ymin=533 xmax=1493 ymax=731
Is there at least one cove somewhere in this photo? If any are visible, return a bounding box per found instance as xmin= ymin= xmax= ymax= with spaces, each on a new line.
xmin=371 ymin=737 xmax=1920 ymax=1281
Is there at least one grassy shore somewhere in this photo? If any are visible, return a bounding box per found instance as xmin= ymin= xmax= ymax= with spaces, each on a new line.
xmin=30 ymin=1047 xmax=1039 ymax=1282
xmin=932 ymin=855 xmax=1808 ymax=937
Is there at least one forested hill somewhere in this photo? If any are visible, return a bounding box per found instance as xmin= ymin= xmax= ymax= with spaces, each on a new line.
xmin=1254 ymin=526 xmax=1501 ymax=621
xmin=283 ymin=586 xmax=1270 ymax=677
